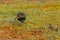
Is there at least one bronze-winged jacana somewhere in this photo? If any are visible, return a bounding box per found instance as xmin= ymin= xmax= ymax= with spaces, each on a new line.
xmin=17 ymin=12 xmax=26 ymax=23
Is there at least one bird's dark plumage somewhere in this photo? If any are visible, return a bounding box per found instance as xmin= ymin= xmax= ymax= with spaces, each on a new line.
xmin=17 ymin=12 xmax=26 ymax=23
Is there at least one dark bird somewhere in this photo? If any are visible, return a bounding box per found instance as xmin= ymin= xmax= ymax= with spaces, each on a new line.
xmin=17 ymin=12 xmax=26 ymax=23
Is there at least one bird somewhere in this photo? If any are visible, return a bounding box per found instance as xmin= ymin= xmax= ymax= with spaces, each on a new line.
xmin=16 ymin=12 xmax=26 ymax=23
